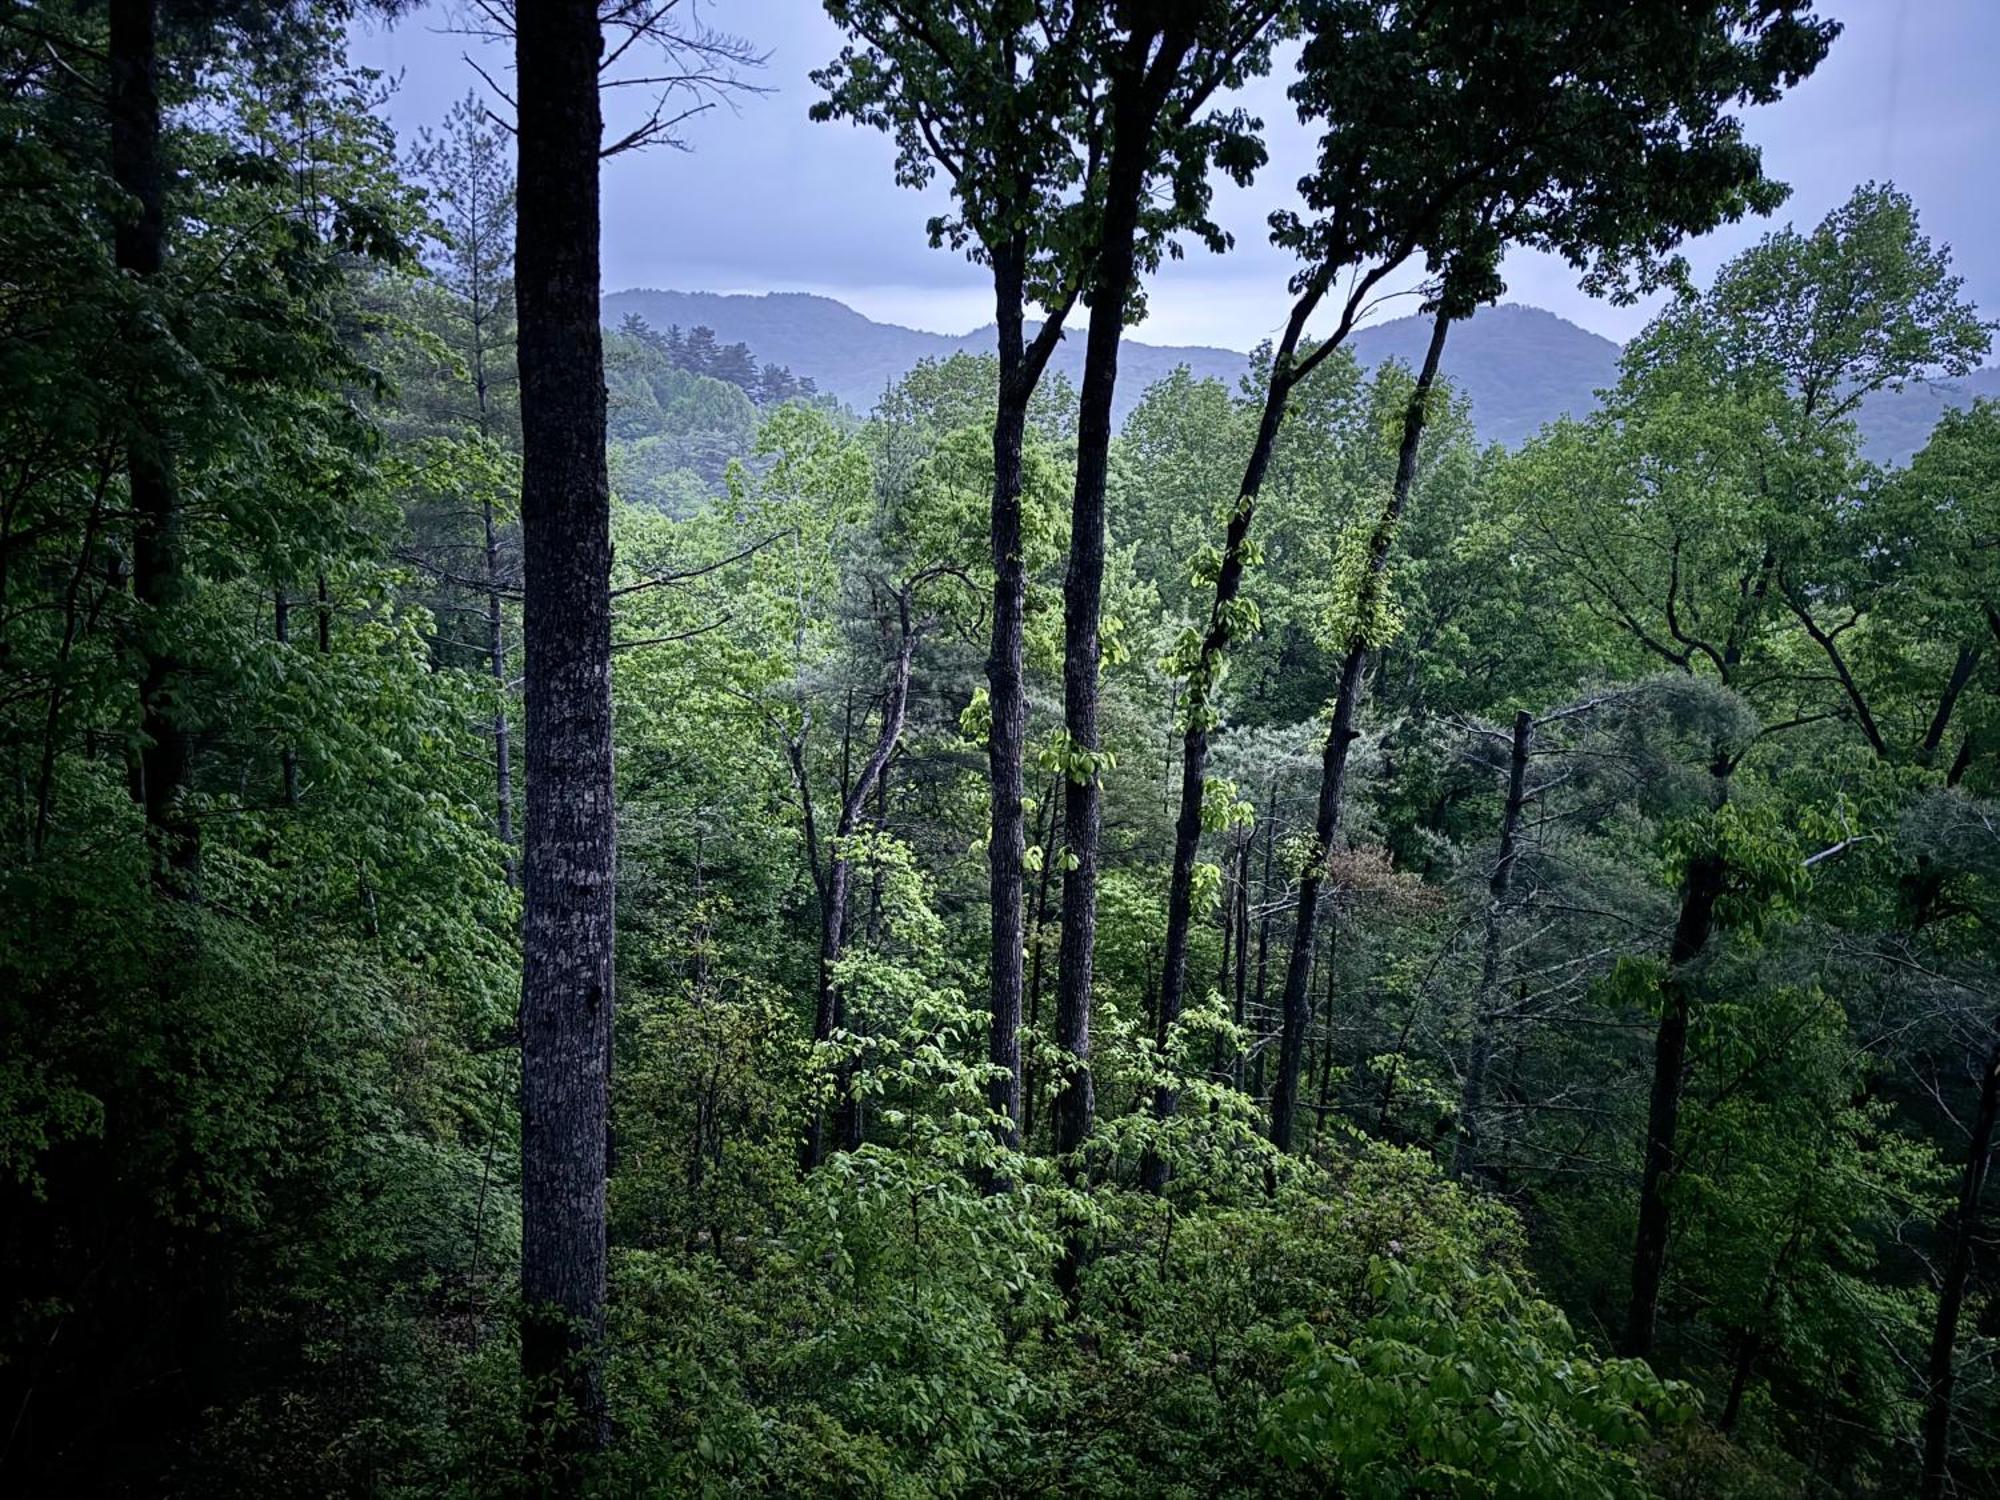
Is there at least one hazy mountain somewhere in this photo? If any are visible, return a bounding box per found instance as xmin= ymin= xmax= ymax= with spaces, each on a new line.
xmin=1853 ymin=367 xmax=2000 ymax=463
xmin=604 ymin=287 xmax=1256 ymax=425
xmin=602 ymin=288 xmax=1993 ymax=460
xmin=1344 ymin=304 xmax=1621 ymax=447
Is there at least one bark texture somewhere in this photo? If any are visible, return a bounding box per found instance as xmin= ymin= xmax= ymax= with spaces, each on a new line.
xmin=1052 ymin=27 xmax=1192 ymax=1169
xmin=514 ymin=0 xmax=615 ymax=1463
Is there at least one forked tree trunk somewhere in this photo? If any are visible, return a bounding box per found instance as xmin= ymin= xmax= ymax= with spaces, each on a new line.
xmin=1270 ymin=309 xmax=1451 ymax=1153
xmin=514 ymin=0 xmax=615 ymax=1465
xmin=806 ymin=598 xmax=918 ymax=1166
xmin=1053 ymin=25 xmax=1194 ymax=1174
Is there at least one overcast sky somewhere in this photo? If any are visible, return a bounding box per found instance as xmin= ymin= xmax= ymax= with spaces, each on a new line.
xmin=351 ymin=0 xmax=1998 ymax=351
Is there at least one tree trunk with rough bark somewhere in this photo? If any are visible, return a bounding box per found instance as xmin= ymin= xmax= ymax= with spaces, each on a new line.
xmin=984 ymin=239 xmax=1070 ymax=1151
xmin=1270 ymin=310 xmax=1451 ymax=1153
xmin=986 ymin=331 xmax=1032 ymax=1147
xmin=514 ymin=0 xmax=615 ymax=1466
xmin=1053 ymin=28 xmax=1192 ymax=1171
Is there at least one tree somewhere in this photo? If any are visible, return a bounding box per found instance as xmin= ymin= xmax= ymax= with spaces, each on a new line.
xmin=1049 ymin=0 xmax=1284 ymax=1183
xmin=512 ymin=0 xmax=617 ymax=1461
xmin=408 ymin=91 xmax=521 ymax=877
xmin=816 ymin=0 xmax=1115 ymax=1150
xmin=1509 ymin=186 xmax=1987 ymax=1358
xmin=109 ymin=0 xmax=195 ymax=882
xmin=1154 ymin=0 xmax=1840 ymax=1173
xmin=1269 ymin=299 xmax=1456 ymax=1153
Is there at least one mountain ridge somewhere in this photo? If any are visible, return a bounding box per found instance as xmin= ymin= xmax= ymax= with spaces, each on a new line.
xmin=603 ymin=287 xmax=1996 ymax=461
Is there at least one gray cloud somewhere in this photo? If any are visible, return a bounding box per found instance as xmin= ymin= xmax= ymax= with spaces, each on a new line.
xmin=353 ymin=0 xmax=1997 ymax=349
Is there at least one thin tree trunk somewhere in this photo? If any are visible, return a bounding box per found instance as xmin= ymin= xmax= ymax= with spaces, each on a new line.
xmin=486 ymin=497 xmax=515 ymax=881
xmin=276 ymin=588 xmax=299 ymax=807
xmin=1147 ymin=281 xmax=1334 ymax=1174
xmin=1232 ymin=835 xmax=1250 ymax=1089
xmin=1919 ymin=1027 xmax=2000 ymax=1500
xmin=110 ymin=0 xmax=194 ymax=883
xmin=808 ymin=599 xmax=918 ymax=1165
xmin=1314 ymin=904 xmax=1341 ymax=1124
xmin=514 ymin=0 xmax=614 ymax=1464
xmin=1452 ymin=709 xmax=1533 ymax=1180
xmin=1721 ymin=1219 xmax=1808 ymax=1435
xmin=1621 ymin=843 xmax=1727 ymax=1360
xmin=1270 ymin=309 xmax=1451 ymax=1152
xmin=1250 ymin=812 xmax=1275 ymax=1102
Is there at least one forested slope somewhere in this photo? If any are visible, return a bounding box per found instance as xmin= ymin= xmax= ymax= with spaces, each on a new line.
xmin=3 ymin=5 xmax=1998 ymax=1499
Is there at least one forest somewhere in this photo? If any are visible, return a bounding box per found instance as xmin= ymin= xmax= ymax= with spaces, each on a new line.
xmin=3 ymin=1 xmax=1998 ymax=1495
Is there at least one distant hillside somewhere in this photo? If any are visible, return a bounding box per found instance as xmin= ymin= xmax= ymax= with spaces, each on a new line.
xmin=1854 ymin=368 xmax=2000 ymax=464
xmin=1344 ymin=304 xmax=1621 ymax=447
xmin=601 ymin=288 xmax=1993 ymax=460
xmin=603 ymin=288 xmax=1252 ymax=426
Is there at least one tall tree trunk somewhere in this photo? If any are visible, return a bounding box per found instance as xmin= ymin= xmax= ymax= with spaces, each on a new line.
xmin=986 ymin=349 xmax=1032 ymax=1148
xmin=985 ymin=239 xmax=1070 ymax=1149
xmin=1919 ymin=1026 xmax=2000 ymax=1500
xmin=1053 ymin=28 xmax=1192 ymax=1170
xmin=110 ymin=0 xmax=194 ymax=883
xmin=1621 ymin=840 xmax=1727 ymax=1360
xmin=1452 ymin=709 xmax=1533 ymax=1180
xmin=1270 ymin=309 xmax=1451 ymax=1153
xmin=807 ymin=600 xmax=918 ymax=1166
xmin=1231 ymin=831 xmax=1250 ymax=1089
xmin=514 ymin=0 xmax=614 ymax=1464
xmin=1251 ymin=813 xmax=1275 ymax=1102
xmin=1146 ymin=286 xmax=1333 ymax=1181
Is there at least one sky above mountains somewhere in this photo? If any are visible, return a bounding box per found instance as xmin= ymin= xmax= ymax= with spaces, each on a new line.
xmin=352 ymin=0 xmax=1998 ymax=350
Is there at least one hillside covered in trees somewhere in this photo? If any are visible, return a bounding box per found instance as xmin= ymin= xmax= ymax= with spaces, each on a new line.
xmin=4 ymin=3 xmax=2000 ymax=1498
xmin=600 ymin=290 xmax=2000 ymax=459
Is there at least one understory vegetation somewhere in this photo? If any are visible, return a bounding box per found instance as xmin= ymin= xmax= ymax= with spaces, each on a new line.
xmin=3 ymin=2 xmax=1997 ymax=1496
